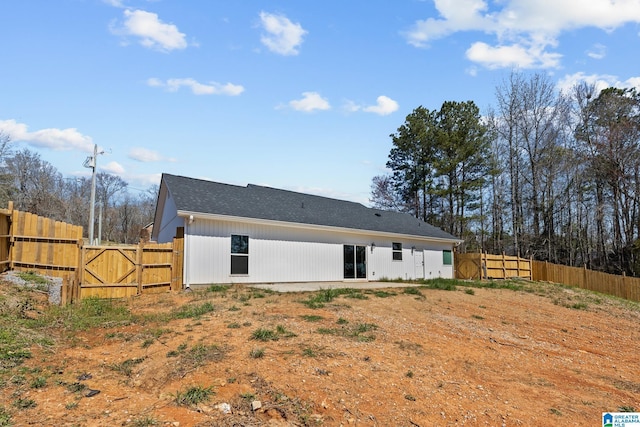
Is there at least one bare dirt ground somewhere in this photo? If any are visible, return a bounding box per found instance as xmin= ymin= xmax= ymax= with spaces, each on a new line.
xmin=2 ymin=277 xmax=639 ymax=427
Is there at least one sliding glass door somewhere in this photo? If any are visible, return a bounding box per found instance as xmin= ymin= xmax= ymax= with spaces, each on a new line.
xmin=344 ymin=245 xmax=366 ymax=279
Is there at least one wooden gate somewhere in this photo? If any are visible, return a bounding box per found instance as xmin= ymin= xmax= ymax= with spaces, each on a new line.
xmin=81 ymin=246 xmax=140 ymax=298
xmin=80 ymin=240 xmax=181 ymax=299
xmin=455 ymin=252 xmax=532 ymax=280
xmin=455 ymin=253 xmax=483 ymax=280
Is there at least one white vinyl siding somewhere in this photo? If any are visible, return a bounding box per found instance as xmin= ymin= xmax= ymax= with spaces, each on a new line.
xmin=155 ymin=192 xmax=184 ymax=243
xmin=185 ymin=219 xmax=351 ymax=285
xmin=367 ymin=241 xmax=454 ymax=281
xmin=182 ymin=217 xmax=455 ymax=286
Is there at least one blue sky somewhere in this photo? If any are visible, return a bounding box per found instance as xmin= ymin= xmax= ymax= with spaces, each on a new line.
xmin=1 ymin=0 xmax=640 ymax=204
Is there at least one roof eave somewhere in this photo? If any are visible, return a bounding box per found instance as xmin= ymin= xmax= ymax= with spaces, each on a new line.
xmin=177 ymin=210 xmax=462 ymax=244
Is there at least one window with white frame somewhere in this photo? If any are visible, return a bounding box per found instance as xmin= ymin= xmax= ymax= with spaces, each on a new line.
xmin=231 ymin=234 xmax=249 ymax=275
xmin=392 ymin=242 xmax=403 ymax=261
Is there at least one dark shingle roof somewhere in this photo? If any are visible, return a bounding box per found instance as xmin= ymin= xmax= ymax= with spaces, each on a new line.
xmin=162 ymin=173 xmax=459 ymax=241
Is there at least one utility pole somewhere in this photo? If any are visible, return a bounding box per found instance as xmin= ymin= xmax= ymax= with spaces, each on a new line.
xmin=83 ymin=144 xmax=103 ymax=245
xmin=98 ymin=202 xmax=103 ymax=245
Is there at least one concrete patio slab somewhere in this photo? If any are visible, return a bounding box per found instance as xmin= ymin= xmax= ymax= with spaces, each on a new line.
xmin=248 ymin=281 xmax=420 ymax=293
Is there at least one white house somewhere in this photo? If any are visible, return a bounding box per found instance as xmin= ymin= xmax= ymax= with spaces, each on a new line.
xmin=152 ymin=174 xmax=462 ymax=287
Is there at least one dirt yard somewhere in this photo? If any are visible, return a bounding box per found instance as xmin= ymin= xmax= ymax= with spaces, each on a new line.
xmin=1 ymin=277 xmax=639 ymax=426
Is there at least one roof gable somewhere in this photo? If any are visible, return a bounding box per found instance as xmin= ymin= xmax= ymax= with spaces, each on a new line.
xmin=159 ymin=173 xmax=459 ymax=241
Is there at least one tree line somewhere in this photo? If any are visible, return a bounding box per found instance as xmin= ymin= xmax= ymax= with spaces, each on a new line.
xmin=0 ymin=134 xmax=157 ymax=245
xmin=372 ymin=72 xmax=640 ymax=276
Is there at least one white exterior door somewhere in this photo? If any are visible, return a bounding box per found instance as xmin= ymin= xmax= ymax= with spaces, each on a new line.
xmin=414 ymin=250 xmax=424 ymax=279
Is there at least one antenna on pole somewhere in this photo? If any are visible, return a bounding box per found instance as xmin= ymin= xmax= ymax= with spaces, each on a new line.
xmin=83 ymin=144 xmax=105 ymax=245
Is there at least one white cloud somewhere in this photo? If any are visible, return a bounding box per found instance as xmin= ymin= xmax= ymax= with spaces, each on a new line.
xmin=147 ymin=77 xmax=244 ymax=96
xmin=0 ymin=119 xmax=94 ymax=152
xmin=146 ymin=77 xmax=163 ymax=87
xmin=466 ymin=41 xmax=562 ymax=69
xmin=346 ymin=96 xmax=399 ymax=116
xmin=111 ymin=9 xmax=187 ymax=52
xmin=259 ymin=11 xmax=307 ymax=56
xmin=587 ymin=43 xmax=607 ymax=59
xmin=103 ymin=0 xmax=124 ymax=7
xmin=101 ymin=161 xmax=126 ymax=175
xmin=137 ymin=172 xmax=162 ymax=187
xmin=343 ymin=100 xmax=361 ymax=113
xmin=627 ymin=76 xmax=640 ymax=88
xmin=363 ymin=96 xmax=399 ymax=116
xmin=556 ymin=72 xmax=640 ymax=94
xmin=404 ymin=0 xmax=491 ymax=47
xmin=404 ymin=0 xmax=640 ymax=69
xmin=124 ymin=172 xmax=162 ymax=189
xmin=129 ymin=147 xmax=176 ymax=162
xmin=289 ymin=92 xmax=330 ymax=112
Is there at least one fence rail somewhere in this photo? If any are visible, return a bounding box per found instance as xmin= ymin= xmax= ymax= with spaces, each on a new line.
xmin=455 ymin=252 xmax=640 ymax=303
xmin=0 ymin=203 xmax=183 ymax=304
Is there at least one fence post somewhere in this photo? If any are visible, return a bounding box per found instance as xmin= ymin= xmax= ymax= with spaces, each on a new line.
xmin=7 ymin=201 xmax=14 ymax=272
xmin=136 ymin=242 xmax=143 ymax=295
xmin=502 ymin=252 xmax=507 ymax=279
xmin=61 ymin=275 xmax=68 ymax=306
xmin=171 ymin=230 xmax=184 ymax=291
xmin=66 ymin=274 xmax=77 ymax=303
xmin=78 ymin=245 xmax=86 ymax=300
xmin=75 ymin=237 xmax=83 ymax=300
xmin=74 ymin=274 xmax=80 ymax=302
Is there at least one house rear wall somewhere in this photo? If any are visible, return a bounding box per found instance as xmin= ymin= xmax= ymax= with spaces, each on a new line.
xmin=183 ymin=217 xmax=454 ymax=285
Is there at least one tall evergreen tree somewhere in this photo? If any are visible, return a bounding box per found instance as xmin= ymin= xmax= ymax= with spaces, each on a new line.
xmin=385 ymin=106 xmax=437 ymax=221
xmin=433 ymin=100 xmax=491 ymax=239
xmin=378 ymin=101 xmax=492 ymax=244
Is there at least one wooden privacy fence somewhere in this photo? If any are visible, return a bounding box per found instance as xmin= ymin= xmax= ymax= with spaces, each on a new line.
xmin=0 ymin=203 xmax=184 ymax=304
xmin=0 ymin=202 xmax=83 ymax=278
xmin=456 ymin=252 xmax=640 ymax=302
xmin=532 ymin=261 xmax=640 ymax=303
xmin=455 ymin=252 xmax=532 ymax=280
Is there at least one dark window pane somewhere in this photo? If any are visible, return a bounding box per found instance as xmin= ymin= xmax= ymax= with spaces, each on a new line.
xmin=231 ymin=255 xmax=248 ymax=274
xmin=392 ymin=242 xmax=402 ymax=251
xmin=343 ymin=245 xmax=355 ymax=279
xmin=231 ymin=235 xmax=249 ymax=254
xmin=443 ymin=250 xmax=452 ymax=265
xmin=356 ymin=246 xmax=366 ymax=279
xmin=392 ymin=251 xmax=403 ymax=261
